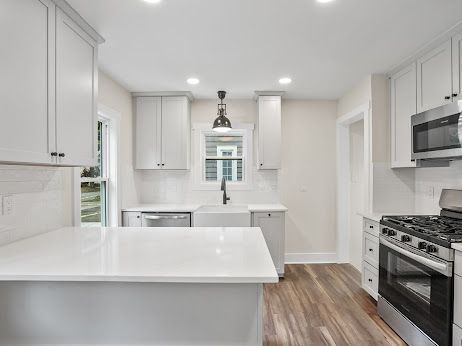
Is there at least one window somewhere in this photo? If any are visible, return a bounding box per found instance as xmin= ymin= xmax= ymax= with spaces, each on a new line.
xmin=80 ymin=120 xmax=109 ymax=227
xmin=193 ymin=123 xmax=254 ymax=190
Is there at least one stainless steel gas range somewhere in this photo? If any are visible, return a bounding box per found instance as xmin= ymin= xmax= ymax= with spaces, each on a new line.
xmin=379 ymin=189 xmax=462 ymax=346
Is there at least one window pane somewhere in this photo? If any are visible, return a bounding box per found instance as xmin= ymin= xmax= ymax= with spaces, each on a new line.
xmin=81 ymin=121 xmax=103 ymax=178
xmin=204 ymin=134 xmax=243 ymax=182
xmin=81 ymin=181 xmax=106 ymax=227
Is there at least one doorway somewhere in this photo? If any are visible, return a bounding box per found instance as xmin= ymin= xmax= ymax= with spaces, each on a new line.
xmin=336 ymin=103 xmax=372 ymax=265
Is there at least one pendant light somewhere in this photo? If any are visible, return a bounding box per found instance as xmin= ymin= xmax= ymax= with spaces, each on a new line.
xmin=212 ymin=90 xmax=232 ymax=133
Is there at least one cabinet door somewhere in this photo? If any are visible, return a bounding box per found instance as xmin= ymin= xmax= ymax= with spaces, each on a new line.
xmin=417 ymin=40 xmax=452 ymax=113
xmin=390 ymin=63 xmax=417 ymax=168
xmin=122 ymin=212 xmax=142 ymax=227
xmin=453 ymin=33 xmax=462 ymax=99
xmin=135 ymin=97 xmax=162 ymax=169
xmin=161 ymin=97 xmax=190 ymax=170
xmin=55 ymin=9 xmax=97 ymax=166
xmin=257 ymin=96 xmax=281 ymax=169
xmin=252 ymin=212 xmax=285 ymax=275
xmin=0 ymin=0 xmax=56 ymax=165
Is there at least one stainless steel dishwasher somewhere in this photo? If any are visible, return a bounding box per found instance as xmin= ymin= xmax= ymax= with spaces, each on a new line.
xmin=141 ymin=213 xmax=191 ymax=227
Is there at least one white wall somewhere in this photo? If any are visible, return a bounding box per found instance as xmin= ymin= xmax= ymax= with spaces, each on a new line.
xmin=349 ymin=120 xmax=364 ymax=271
xmin=280 ymin=100 xmax=337 ymax=259
xmin=0 ymin=166 xmax=72 ymax=246
xmin=98 ymin=70 xmax=138 ymax=210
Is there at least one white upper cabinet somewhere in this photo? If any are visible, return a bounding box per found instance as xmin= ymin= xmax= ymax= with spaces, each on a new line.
xmin=0 ymin=0 xmax=102 ymax=167
xmin=161 ymin=97 xmax=190 ymax=170
xmin=390 ymin=63 xmax=417 ymax=168
xmin=135 ymin=97 xmax=162 ymax=169
xmin=0 ymin=0 xmax=56 ymax=165
xmin=55 ymin=9 xmax=98 ymax=167
xmin=452 ymin=33 xmax=462 ymax=99
xmin=417 ymin=40 xmax=453 ymax=113
xmin=257 ymin=96 xmax=282 ymax=170
xmin=135 ymin=96 xmax=190 ymax=170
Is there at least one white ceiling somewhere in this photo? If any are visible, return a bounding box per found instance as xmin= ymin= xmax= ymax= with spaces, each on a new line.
xmin=68 ymin=0 xmax=462 ymax=99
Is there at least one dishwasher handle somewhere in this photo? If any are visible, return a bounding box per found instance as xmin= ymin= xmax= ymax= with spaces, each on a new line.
xmin=143 ymin=215 xmax=188 ymax=220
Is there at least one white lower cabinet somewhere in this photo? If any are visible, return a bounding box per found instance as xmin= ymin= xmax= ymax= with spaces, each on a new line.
xmin=122 ymin=212 xmax=142 ymax=227
xmin=252 ymin=212 xmax=285 ymax=277
xmin=361 ymin=217 xmax=380 ymax=300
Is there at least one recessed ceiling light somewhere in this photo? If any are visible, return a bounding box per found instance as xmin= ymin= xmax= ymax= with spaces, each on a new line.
xmin=279 ymin=77 xmax=292 ymax=85
xmin=187 ymin=78 xmax=200 ymax=85
xmin=143 ymin=0 xmax=161 ymax=4
xmin=317 ymin=0 xmax=335 ymax=3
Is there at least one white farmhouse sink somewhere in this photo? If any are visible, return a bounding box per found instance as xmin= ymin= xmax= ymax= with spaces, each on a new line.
xmin=193 ymin=205 xmax=251 ymax=227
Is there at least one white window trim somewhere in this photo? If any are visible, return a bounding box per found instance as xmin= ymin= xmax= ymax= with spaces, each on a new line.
xmin=192 ymin=123 xmax=254 ymax=191
xmin=73 ymin=104 xmax=121 ymax=227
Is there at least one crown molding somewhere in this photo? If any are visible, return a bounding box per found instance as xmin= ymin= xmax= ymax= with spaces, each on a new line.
xmin=131 ymin=91 xmax=195 ymax=102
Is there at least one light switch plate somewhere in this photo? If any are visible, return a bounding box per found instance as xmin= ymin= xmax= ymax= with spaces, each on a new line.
xmin=3 ymin=195 xmax=13 ymax=215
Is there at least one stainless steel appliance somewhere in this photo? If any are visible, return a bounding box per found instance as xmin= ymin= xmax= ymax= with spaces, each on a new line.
xmin=141 ymin=213 xmax=191 ymax=227
xmin=411 ymin=100 xmax=462 ymax=161
xmin=379 ymin=189 xmax=462 ymax=346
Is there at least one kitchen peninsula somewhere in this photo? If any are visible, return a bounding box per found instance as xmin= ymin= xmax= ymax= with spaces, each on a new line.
xmin=0 ymin=226 xmax=277 ymax=346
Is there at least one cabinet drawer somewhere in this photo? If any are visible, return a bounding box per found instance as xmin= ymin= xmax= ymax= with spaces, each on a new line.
xmin=456 ymin=251 xmax=462 ymax=277
xmin=363 ymin=219 xmax=379 ymax=237
xmin=454 ymin=323 xmax=462 ymax=346
xmin=455 ymin=275 xmax=462 ymax=328
xmin=363 ymin=233 xmax=379 ymax=268
xmin=362 ymin=261 xmax=378 ymax=300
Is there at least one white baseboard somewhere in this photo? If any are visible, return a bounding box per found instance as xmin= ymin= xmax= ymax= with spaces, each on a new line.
xmin=285 ymin=252 xmax=337 ymax=264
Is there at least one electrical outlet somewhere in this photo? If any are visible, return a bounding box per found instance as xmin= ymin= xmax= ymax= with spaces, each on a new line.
xmin=3 ymin=195 xmax=13 ymax=215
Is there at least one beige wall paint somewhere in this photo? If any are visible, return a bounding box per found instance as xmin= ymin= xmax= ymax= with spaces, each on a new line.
xmin=349 ymin=120 xmax=365 ymax=271
xmin=337 ymin=76 xmax=371 ymax=117
xmin=98 ymin=70 xmax=138 ymax=210
xmin=280 ymin=100 xmax=338 ymax=254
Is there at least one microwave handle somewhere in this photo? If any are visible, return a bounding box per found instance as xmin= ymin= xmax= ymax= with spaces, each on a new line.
xmin=380 ymin=237 xmax=451 ymax=276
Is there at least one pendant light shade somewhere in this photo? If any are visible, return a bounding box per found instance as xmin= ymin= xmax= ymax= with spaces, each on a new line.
xmin=212 ymin=91 xmax=232 ymax=132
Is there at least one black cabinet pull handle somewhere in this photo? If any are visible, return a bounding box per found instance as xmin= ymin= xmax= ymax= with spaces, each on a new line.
xmin=162 ymin=163 xmax=165 ymax=166
xmin=51 ymin=152 xmax=58 ymax=157
xmin=58 ymin=153 xmax=65 ymax=157
xmin=445 ymin=96 xmax=451 ymax=100
xmin=453 ymin=93 xmax=459 ymax=97
xmin=368 ymin=278 xmax=373 ymax=282
xmin=157 ymin=163 xmax=160 ymax=166
xmin=369 ymin=225 xmax=373 ymax=229
xmin=369 ymin=248 xmax=373 ymax=252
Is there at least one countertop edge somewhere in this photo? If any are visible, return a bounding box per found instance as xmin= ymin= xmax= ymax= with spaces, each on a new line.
xmin=122 ymin=204 xmax=288 ymax=213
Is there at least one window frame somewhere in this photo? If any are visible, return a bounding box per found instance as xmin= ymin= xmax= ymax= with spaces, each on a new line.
xmin=216 ymin=145 xmax=238 ymax=181
xmin=80 ymin=119 xmax=110 ymax=227
xmin=192 ymin=123 xmax=254 ymax=191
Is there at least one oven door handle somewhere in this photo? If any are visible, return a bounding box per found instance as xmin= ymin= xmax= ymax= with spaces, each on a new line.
xmin=380 ymin=238 xmax=452 ymax=276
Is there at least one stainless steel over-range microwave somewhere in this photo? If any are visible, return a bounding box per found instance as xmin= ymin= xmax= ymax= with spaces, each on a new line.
xmin=411 ymin=99 xmax=462 ymax=161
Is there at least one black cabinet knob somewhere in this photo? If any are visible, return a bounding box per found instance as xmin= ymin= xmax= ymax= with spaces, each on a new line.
xmin=368 ymin=278 xmax=373 ymax=282
xmin=369 ymin=225 xmax=374 ymax=229
xmin=445 ymin=96 xmax=451 ymax=100
xmin=58 ymin=153 xmax=65 ymax=157
xmin=453 ymin=93 xmax=459 ymax=97
xmin=162 ymin=163 xmax=165 ymax=166
xmin=268 ymin=213 xmax=271 ymax=217
xmin=368 ymin=248 xmax=373 ymax=252
xmin=50 ymin=152 xmax=58 ymax=157
xmin=157 ymin=164 xmax=160 ymax=166
xmin=260 ymin=163 xmax=263 ymax=166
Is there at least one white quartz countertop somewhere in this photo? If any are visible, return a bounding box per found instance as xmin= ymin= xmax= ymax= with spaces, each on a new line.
xmin=357 ymin=211 xmax=416 ymax=223
xmin=122 ymin=204 xmax=288 ymax=213
xmin=452 ymin=243 xmax=462 ymax=252
xmin=0 ymin=227 xmax=278 ymax=283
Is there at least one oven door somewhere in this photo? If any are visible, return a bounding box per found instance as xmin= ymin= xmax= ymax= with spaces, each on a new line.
xmin=411 ymin=101 xmax=462 ymax=160
xmin=379 ymin=237 xmax=453 ymax=346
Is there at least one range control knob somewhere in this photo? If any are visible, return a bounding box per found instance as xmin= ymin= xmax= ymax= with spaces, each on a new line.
xmin=387 ymin=229 xmax=397 ymax=236
xmin=401 ymin=235 xmax=411 ymax=242
xmin=426 ymin=245 xmax=438 ymax=253
xmin=382 ymin=228 xmax=389 ymax=235
xmin=418 ymin=241 xmax=427 ymax=250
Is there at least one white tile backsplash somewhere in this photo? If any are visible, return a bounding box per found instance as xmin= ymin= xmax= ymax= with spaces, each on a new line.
xmin=136 ymin=167 xmax=279 ymax=205
xmin=0 ymin=165 xmax=72 ymax=246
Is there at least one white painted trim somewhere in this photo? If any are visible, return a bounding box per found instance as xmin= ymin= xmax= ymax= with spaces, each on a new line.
xmin=131 ymin=91 xmax=194 ymax=102
xmin=285 ymin=252 xmax=337 ymax=264
xmin=336 ymin=102 xmax=372 ymax=264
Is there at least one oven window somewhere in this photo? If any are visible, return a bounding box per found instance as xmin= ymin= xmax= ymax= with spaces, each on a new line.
xmin=379 ymin=243 xmax=453 ymax=346
xmin=413 ymin=113 xmax=461 ymax=153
